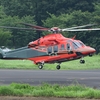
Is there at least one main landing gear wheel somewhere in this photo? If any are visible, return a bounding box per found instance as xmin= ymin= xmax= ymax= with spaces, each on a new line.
xmin=38 ymin=64 xmax=43 ymax=69
xmin=80 ymin=60 xmax=85 ymax=64
xmin=56 ymin=65 xmax=61 ymax=70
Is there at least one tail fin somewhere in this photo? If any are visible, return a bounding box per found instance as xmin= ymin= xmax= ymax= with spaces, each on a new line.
xmin=0 ymin=48 xmax=5 ymax=59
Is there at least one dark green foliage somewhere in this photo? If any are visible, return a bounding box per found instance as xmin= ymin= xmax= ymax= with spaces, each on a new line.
xmin=0 ymin=0 xmax=100 ymax=52
xmin=43 ymin=6 xmax=100 ymax=53
xmin=0 ymin=6 xmax=37 ymax=48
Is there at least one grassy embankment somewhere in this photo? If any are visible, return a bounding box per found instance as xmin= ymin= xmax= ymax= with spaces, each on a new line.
xmin=0 ymin=55 xmax=100 ymax=98
xmin=0 ymin=83 xmax=100 ymax=99
xmin=0 ymin=55 xmax=99 ymax=70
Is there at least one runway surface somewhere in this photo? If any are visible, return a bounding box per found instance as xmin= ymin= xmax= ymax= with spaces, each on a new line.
xmin=0 ymin=69 xmax=100 ymax=88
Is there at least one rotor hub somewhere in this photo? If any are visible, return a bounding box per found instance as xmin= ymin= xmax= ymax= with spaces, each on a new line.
xmin=50 ymin=27 xmax=61 ymax=33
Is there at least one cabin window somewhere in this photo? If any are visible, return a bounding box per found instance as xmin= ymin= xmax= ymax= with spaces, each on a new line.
xmin=67 ymin=43 xmax=70 ymax=51
xmin=53 ymin=45 xmax=58 ymax=53
xmin=60 ymin=44 xmax=65 ymax=50
xmin=47 ymin=46 xmax=52 ymax=54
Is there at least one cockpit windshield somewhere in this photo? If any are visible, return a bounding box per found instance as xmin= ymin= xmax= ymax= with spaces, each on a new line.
xmin=67 ymin=40 xmax=85 ymax=50
xmin=72 ymin=40 xmax=85 ymax=49
xmin=79 ymin=41 xmax=85 ymax=46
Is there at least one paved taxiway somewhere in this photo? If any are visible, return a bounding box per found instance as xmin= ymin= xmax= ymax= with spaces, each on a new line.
xmin=0 ymin=69 xmax=100 ymax=88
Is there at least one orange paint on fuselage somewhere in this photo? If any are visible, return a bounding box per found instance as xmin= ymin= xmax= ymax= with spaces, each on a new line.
xmin=27 ymin=33 xmax=96 ymax=64
xmin=28 ymin=53 xmax=78 ymax=64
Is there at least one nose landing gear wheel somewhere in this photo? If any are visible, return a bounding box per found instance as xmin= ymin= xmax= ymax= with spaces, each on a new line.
xmin=80 ymin=60 xmax=85 ymax=64
xmin=56 ymin=65 xmax=61 ymax=70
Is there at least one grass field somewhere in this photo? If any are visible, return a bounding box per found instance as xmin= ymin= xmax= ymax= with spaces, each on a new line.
xmin=0 ymin=83 xmax=100 ymax=99
xmin=0 ymin=55 xmax=100 ymax=70
xmin=0 ymin=55 xmax=100 ymax=99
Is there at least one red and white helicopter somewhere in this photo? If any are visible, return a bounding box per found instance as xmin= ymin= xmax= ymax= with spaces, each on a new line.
xmin=0 ymin=23 xmax=100 ymax=69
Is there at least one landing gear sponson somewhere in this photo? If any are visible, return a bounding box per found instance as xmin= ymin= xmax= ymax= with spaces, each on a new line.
xmin=38 ymin=62 xmax=61 ymax=70
xmin=37 ymin=59 xmax=85 ymax=70
xmin=38 ymin=64 xmax=61 ymax=70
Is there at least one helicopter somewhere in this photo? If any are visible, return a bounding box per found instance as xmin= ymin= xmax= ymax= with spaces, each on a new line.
xmin=0 ymin=23 xmax=100 ymax=70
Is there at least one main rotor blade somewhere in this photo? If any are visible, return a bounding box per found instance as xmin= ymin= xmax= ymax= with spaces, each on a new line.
xmin=62 ymin=28 xmax=100 ymax=32
xmin=20 ymin=23 xmax=49 ymax=30
xmin=0 ymin=26 xmax=35 ymax=30
xmin=62 ymin=24 xmax=96 ymax=30
xmin=0 ymin=26 xmax=49 ymax=31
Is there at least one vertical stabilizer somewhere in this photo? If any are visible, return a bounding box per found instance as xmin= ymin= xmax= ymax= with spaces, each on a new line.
xmin=0 ymin=48 xmax=5 ymax=59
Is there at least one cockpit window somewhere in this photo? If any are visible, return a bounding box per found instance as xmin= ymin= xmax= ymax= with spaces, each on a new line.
xmin=66 ymin=39 xmax=85 ymax=50
xmin=79 ymin=41 xmax=85 ymax=46
xmin=77 ymin=41 xmax=82 ymax=47
xmin=72 ymin=41 xmax=85 ymax=49
xmin=72 ymin=42 xmax=79 ymax=49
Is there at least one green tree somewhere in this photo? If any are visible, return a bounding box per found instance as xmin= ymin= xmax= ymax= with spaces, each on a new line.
xmin=43 ymin=10 xmax=100 ymax=53
xmin=0 ymin=15 xmax=37 ymax=48
xmin=0 ymin=6 xmax=12 ymax=47
xmin=43 ymin=11 xmax=93 ymax=38
xmin=0 ymin=0 xmax=98 ymax=25
xmin=0 ymin=0 xmax=100 ymax=53
xmin=0 ymin=29 xmax=12 ymax=46
xmin=0 ymin=5 xmax=37 ymax=48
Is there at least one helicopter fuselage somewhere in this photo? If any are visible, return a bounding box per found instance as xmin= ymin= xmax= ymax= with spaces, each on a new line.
xmin=0 ymin=33 xmax=96 ymax=69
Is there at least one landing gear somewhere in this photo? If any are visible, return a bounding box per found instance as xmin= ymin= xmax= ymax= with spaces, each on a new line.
xmin=56 ymin=64 xmax=61 ymax=70
xmin=89 ymin=53 xmax=93 ymax=57
xmin=38 ymin=62 xmax=44 ymax=69
xmin=80 ymin=59 xmax=85 ymax=64
xmin=38 ymin=64 xmax=43 ymax=69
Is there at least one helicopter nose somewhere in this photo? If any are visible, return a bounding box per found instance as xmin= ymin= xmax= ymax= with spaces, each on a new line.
xmin=83 ymin=47 xmax=96 ymax=55
xmin=87 ymin=47 xmax=96 ymax=56
xmin=88 ymin=47 xmax=96 ymax=53
xmin=77 ymin=46 xmax=96 ymax=56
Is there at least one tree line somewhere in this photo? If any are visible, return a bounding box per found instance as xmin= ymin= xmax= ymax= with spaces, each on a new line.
xmin=0 ymin=0 xmax=100 ymax=53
